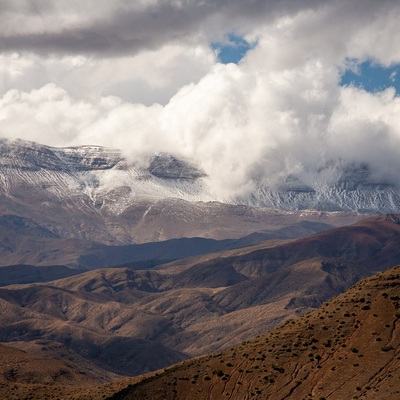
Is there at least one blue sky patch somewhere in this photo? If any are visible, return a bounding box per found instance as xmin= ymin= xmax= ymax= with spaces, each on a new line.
xmin=211 ymin=34 xmax=255 ymax=64
xmin=340 ymin=59 xmax=400 ymax=94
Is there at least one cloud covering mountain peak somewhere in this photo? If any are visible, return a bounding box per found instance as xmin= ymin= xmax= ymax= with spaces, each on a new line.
xmin=0 ymin=1 xmax=400 ymax=196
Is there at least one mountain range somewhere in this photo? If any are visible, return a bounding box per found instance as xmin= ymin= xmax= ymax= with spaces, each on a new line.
xmin=0 ymin=215 xmax=399 ymax=382
xmin=0 ymin=138 xmax=369 ymax=269
xmin=1 ymin=138 xmax=400 ymax=398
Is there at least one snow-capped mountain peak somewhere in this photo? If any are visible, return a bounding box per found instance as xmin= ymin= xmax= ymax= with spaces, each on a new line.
xmin=1 ymin=138 xmax=400 ymax=216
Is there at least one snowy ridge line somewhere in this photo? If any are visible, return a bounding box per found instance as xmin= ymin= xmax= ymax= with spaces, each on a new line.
xmin=0 ymin=138 xmax=399 ymax=213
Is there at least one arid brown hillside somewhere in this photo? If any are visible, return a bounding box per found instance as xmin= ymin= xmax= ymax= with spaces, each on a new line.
xmin=0 ymin=342 xmax=99 ymax=385
xmin=0 ymin=341 xmax=148 ymax=400
xmin=0 ymin=188 xmax=361 ymax=250
xmin=108 ymin=265 xmax=400 ymax=400
xmin=0 ymin=342 xmax=100 ymax=399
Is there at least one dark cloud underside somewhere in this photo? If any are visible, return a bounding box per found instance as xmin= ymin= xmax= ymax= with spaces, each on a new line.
xmin=0 ymin=0 xmax=326 ymax=55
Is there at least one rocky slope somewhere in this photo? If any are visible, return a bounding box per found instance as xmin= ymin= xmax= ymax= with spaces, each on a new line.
xmin=108 ymin=264 xmax=400 ymax=400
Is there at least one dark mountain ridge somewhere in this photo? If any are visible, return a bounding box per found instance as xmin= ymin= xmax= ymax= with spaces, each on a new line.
xmin=0 ymin=216 xmax=335 ymax=269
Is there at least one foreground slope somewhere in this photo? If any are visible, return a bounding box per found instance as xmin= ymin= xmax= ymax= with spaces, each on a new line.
xmin=109 ymin=265 xmax=400 ymax=400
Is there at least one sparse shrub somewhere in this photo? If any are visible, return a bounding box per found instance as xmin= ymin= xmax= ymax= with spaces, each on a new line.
xmin=351 ymin=347 xmax=358 ymax=353
xmin=272 ymin=364 xmax=285 ymax=373
xmin=381 ymin=345 xmax=393 ymax=352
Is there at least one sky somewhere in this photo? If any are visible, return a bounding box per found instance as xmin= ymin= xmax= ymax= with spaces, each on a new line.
xmin=1 ymin=0 xmax=400 ymax=196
